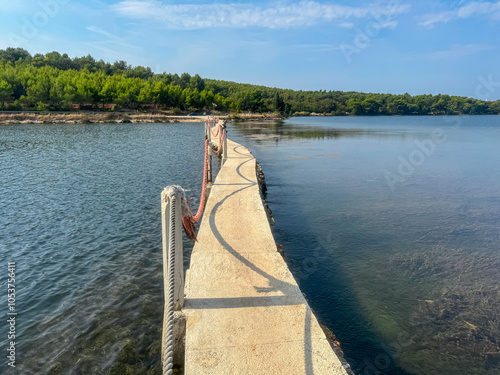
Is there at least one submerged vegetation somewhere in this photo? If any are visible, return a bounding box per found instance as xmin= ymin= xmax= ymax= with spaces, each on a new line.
xmin=348 ymin=243 xmax=500 ymax=375
xmin=389 ymin=247 xmax=500 ymax=375
xmin=1 ymin=47 xmax=499 ymax=116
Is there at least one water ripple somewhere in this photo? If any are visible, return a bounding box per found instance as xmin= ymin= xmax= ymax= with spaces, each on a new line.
xmin=0 ymin=123 xmax=208 ymax=374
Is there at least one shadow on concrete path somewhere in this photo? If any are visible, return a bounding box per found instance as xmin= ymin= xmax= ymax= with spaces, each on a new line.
xmin=205 ymin=151 xmax=317 ymax=375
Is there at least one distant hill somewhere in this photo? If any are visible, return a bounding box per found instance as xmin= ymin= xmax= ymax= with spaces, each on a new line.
xmin=1 ymin=47 xmax=499 ymax=116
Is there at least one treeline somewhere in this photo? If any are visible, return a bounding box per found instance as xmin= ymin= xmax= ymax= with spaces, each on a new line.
xmin=205 ymin=80 xmax=500 ymax=116
xmin=0 ymin=48 xmax=232 ymax=112
xmin=1 ymin=47 xmax=499 ymax=116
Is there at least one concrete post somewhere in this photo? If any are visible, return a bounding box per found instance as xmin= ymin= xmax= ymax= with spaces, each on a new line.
xmin=222 ymin=126 xmax=228 ymax=164
xmin=206 ymin=121 xmax=211 ymax=143
xmin=218 ymin=122 xmax=222 ymax=149
xmin=206 ymin=121 xmax=213 ymax=184
xmin=161 ymin=189 xmax=185 ymax=311
xmin=207 ymin=147 xmax=213 ymax=185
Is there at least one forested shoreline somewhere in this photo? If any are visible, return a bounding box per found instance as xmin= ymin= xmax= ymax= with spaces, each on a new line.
xmin=1 ymin=48 xmax=499 ymax=116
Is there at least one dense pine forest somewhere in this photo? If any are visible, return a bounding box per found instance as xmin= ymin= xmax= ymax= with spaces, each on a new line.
xmin=1 ymin=47 xmax=499 ymax=116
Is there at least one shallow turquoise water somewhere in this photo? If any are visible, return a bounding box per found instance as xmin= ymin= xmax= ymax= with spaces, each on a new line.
xmin=0 ymin=123 xmax=210 ymax=374
xmin=228 ymin=116 xmax=500 ymax=375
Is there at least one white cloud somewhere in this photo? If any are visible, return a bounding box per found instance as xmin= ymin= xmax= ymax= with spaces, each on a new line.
xmin=338 ymin=22 xmax=355 ymax=28
xmin=376 ymin=20 xmax=398 ymax=29
xmin=112 ymin=0 xmax=411 ymax=30
xmin=427 ymin=44 xmax=496 ymax=60
xmin=418 ymin=1 xmax=500 ymax=28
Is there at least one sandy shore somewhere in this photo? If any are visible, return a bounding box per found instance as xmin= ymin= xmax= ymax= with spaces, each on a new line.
xmin=0 ymin=112 xmax=283 ymax=125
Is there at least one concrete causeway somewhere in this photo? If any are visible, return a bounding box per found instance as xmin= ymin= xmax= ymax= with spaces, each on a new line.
xmin=183 ymin=125 xmax=348 ymax=374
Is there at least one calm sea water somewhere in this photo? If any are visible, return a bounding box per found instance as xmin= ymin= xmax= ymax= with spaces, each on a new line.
xmin=1 ymin=117 xmax=499 ymax=375
xmin=227 ymin=116 xmax=500 ymax=375
xmin=0 ymin=123 xmax=211 ymax=374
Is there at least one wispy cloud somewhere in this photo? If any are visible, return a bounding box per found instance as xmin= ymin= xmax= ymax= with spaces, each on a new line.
xmin=418 ymin=1 xmax=500 ymax=28
xmin=111 ymin=0 xmax=411 ymax=30
xmin=289 ymin=43 xmax=342 ymax=52
xmin=85 ymin=26 xmax=141 ymax=59
xmin=338 ymin=22 xmax=355 ymax=29
xmin=0 ymin=0 xmax=35 ymax=12
xmin=427 ymin=44 xmax=496 ymax=60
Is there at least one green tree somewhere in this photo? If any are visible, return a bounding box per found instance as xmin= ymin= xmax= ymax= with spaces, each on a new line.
xmin=189 ymin=74 xmax=205 ymax=92
xmin=361 ymin=97 xmax=380 ymax=115
xmin=490 ymin=100 xmax=500 ymax=114
xmin=153 ymin=81 xmax=170 ymax=107
xmin=2 ymin=48 xmax=499 ymax=115
xmin=0 ymin=48 xmax=31 ymax=63
xmin=273 ymin=91 xmax=285 ymax=113
xmin=138 ymin=80 xmax=155 ymax=106
xmin=0 ymin=80 xmax=14 ymax=108
xmin=180 ymin=73 xmax=191 ymax=89
xmin=127 ymin=65 xmax=153 ymax=80
xmin=250 ymin=90 xmax=264 ymax=112
xmin=200 ymin=89 xmax=215 ymax=110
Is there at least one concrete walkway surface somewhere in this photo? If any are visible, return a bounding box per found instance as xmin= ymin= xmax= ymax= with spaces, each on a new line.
xmin=183 ymin=130 xmax=348 ymax=374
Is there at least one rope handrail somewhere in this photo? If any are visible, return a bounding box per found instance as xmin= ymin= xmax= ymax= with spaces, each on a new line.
xmin=210 ymin=123 xmax=220 ymax=137
xmin=160 ymin=118 xmax=227 ymax=375
xmin=162 ymin=194 xmax=177 ymax=375
xmin=181 ymin=138 xmax=208 ymax=241
xmin=182 ymin=120 xmax=226 ymax=240
xmin=190 ymin=138 xmax=208 ymax=224
xmin=212 ymin=128 xmax=226 ymax=155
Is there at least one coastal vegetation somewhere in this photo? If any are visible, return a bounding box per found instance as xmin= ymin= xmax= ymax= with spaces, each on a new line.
xmin=1 ymin=47 xmax=499 ymax=116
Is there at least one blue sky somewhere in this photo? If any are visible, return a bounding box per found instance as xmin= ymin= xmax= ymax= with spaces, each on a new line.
xmin=1 ymin=0 xmax=499 ymax=99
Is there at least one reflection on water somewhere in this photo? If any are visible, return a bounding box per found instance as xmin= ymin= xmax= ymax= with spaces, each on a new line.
xmin=228 ymin=116 xmax=500 ymax=375
xmin=233 ymin=119 xmax=427 ymax=143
